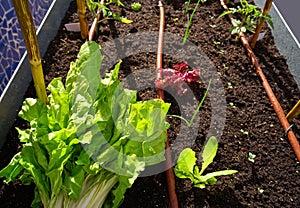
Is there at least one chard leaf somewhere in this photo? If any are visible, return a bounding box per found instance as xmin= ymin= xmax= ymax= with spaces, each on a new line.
xmin=16 ymin=127 xmax=31 ymax=143
xmin=66 ymin=41 xmax=102 ymax=103
xmin=0 ymin=153 xmax=23 ymax=183
xmin=20 ymin=145 xmax=51 ymax=206
xmin=110 ymin=175 xmax=139 ymax=208
xmin=63 ymin=166 xmax=86 ymax=201
xmin=47 ymin=78 xmax=70 ymax=130
xmin=19 ymin=98 xmax=48 ymax=128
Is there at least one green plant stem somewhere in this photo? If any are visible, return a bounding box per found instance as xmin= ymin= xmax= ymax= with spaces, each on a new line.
xmin=185 ymin=0 xmax=191 ymax=13
xmin=168 ymin=79 xmax=211 ymax=127
xmin=189 ymin=79 xmax=211 ymax=125
xmin=183 ymin=0 xmax=202 ymax=45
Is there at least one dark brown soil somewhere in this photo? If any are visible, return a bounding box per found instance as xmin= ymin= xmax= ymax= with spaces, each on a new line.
xmin=1 ymin=0 xmax=300 ymax=207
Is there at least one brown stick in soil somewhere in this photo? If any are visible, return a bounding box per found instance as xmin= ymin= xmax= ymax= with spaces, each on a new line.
xmin=156 ymin=1 xmax=179 ymax=207
xmin=88 ymin=0 xmax=105 ymax=41
xmin=220 ymin=0 xmax=300 ymax=162
xmin=250 ymin=0 xmax=273 ymax=48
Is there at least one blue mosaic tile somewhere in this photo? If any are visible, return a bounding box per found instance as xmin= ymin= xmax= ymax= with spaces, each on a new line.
xmin=0 ymin=0 xmax=54 ymax=96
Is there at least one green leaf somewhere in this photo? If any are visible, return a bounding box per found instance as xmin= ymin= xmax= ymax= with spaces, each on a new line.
xmin=198 ymin=170 xmax=238 ymax=184
xmin=112 ymin=13 xmax=133 ymax=24
xmin=174 ymin=148 xmax=197 ymax=182
xmin=66 ymin=41 xmax=102 ymax=102
xmin=47 ymin=78 xmax=70 ymax=130
xmin=0 ymin=153 xmax=23 ymax=183
xmin=63 ymin=166 xmax=86 ymax=201
xmin=20 ymin=145 xmax=51 ymax=206
xmin=19 ymin=98 xmax=48 ymax=128
xmin=174 ymin=138 xmax=237 ymax=189
xmin=200 ymin=136 xmax=218 ymax=175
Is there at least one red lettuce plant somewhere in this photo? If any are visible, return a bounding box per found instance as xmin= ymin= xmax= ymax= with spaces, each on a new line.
xmin=155 ymin=62 xmax=200 ymax=94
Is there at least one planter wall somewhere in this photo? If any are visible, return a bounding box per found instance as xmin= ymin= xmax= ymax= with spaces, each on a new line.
xmin=0 ymin=0 xmax=72 ymax=147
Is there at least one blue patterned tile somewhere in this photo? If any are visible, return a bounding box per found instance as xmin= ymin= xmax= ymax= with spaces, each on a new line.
xmin=0 ymin=0 xmax=54 ymax=96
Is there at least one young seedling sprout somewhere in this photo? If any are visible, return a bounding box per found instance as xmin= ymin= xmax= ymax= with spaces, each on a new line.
xmin=131 ymin=2 xmax=142 ymax=12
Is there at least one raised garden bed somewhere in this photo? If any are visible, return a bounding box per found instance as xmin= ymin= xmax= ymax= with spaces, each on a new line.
xmin=0 ymin=0 xmax=299 ymax=207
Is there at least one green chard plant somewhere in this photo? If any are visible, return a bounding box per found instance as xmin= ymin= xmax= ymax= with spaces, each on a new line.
xmin=174 ymin=136 xmax=237 ymax=188
xmin=0 ymin=41 xmax=170 ymax=208
xmin=220 ymin=0 xmax=273 ymax=37
xmin=86 ymin=0 xmax=132 ymax=24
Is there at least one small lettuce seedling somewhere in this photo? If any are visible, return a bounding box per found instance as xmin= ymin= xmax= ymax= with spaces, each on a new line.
xmin=174 ymin=136 xmax=237 ymax=188
xmin=131 ymin=2 xmax=142 ymax=12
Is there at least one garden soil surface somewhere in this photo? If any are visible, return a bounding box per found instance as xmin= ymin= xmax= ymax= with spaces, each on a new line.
xmin=1 ymin=0 xmax=300 ymax=207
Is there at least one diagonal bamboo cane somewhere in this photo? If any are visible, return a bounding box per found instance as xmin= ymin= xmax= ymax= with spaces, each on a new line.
xmin=77 ymin=0 xmax=89 ymax=39
xmin=250 ymin=0 xmax=273 ymax=48
xmin=12 ymin=0 xmax=47 ymax=104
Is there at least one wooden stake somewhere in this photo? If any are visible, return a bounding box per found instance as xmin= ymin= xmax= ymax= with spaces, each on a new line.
xmin=250 ymin=0 xmax=273 ymax=48
xmin=286 ymin=100 xmax=300 ymax=122
xmin=12 ymin=0 xmax=47 ymax=104
xmin=77 ymin=0 xmax=89 ymax=39
xmin=156 ymin=1 xmax=179 ymax=207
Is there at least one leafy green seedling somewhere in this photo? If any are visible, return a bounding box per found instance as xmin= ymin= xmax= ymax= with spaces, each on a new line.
xmin=258 ymin=187 xmax=264 ymax=194
xmin=248 ymin=152 xmax=256 ymax=163
xmin=227 ymin=82 xmax=233 ymax=89
xmin=229 ymin=102 xmax=235 ymax=108
xmin=131 ymin=2 xmax=142 ymax=12
xmin=213 ymin=41 xmax=221 ymax=45
xmin=174 ymin=136 xmax=237 ymax=188
xmin=240 ymin=129 xmax=249 ymax=136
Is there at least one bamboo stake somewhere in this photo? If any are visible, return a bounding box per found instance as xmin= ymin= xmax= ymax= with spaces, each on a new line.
xmin=220 ymin=0 xmax=300 ymax=162
xmin=77 ymin=0 xmax=89 ymax=39
xmin=88 ymin=0 xmax=105 ymax=41
xmin=250 ymin=0 xmax=273 ymax=48
xmin=12 ymin=0 xmax=47 ymax=104
xmin=156 ymin=1 xmax=179 ymax=207
xmin=286 ymin=100 xmax=300 ymax=122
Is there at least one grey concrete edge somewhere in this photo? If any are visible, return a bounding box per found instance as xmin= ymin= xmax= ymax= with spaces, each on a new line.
xmin=0 ymin=0 xmax=73 ymax=148
xmin=254 ymin=0 xmax=300 ymax=88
